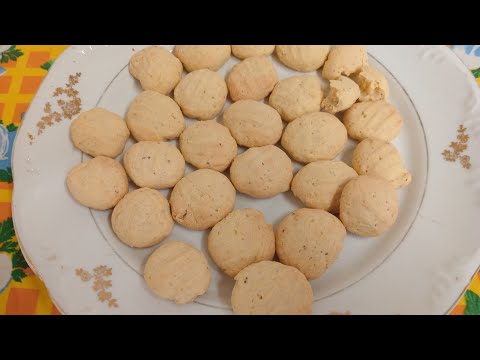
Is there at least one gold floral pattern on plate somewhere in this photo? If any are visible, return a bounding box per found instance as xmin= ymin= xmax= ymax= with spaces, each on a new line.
xmin=441 ymin=125 xmax=472 ymax=169
xmin=75 ymin=265 xmax=118 ymax=308
xmin=29 ymin=72 xmax=82 ymax=144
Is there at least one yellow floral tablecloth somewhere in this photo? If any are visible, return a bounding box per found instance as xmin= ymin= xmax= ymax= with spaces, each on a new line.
xmin=0 ymin=45 xmax=479 ymax=315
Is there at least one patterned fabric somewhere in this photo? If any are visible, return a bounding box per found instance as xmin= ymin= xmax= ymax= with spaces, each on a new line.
xmin=0 ymin=45 xmax=478 ymax=315
xmin=0 ymin=45 xmax=67 ymax=314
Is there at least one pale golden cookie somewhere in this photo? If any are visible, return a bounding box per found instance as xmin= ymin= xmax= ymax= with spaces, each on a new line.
xmin=174 ymin=69 xmax=228 ymax=120
xmin=169 ymin=169 xmax=236 ymax=230
xmin=223 ymin=100 xmax=283 ymax=147
xmin=351 ymin=65 xmax=389 ymax=101
xmin=229 ymin=145 xmax=293 ymax=199
xmin=144 ymin=240 xmax=211 ymax=304
xmin=352 ymin=138 xmax=411 ymax=188
xmin=129 ymin=46 xmax=183 ymax=94
xmin=281 ymin=112 xmax=347 ymax=164
xmin=275 ymin=45 xmax=330 ymax=72
xmin=208 ymin=208 xmax=275 ymax=277
xmin=126 ymin=90 xmax=185 ymax=142
xmin=276 ymin=208 xmax=346 ymax=279
xmin=179 ymin=120 xmax=237 ymax=172
xmin=174 ymin=45 xmax=231 ymax=72
xmin=227 ymin=56 xmax=278 ymax=101
xmin=111 ymin=188 xmax=173 ymax=248
xmin=321 ymin=76 xmax=360 ymax=114
xmin=291 ymin=160 xmax=358 ymax=213
xmin=322 ymin=45 xmax=368 ymax=80
xmin=339 ymin=175 xmax=398 ymax=237
xmin=269 ymin=75 xmax=323 ymax=122
xmin=123 ymin=141 xmax=185 ymax=189
xmin=231 ymin=45 xmax=275 ymax=59
xmin=66 ymin=156 xmax=128 ymax=210
xmin=70 ymin=108 xmax=130 ymax=158
xmin=343 ymin=100 xmax=403 ymax=142
xmin=231 ymin=260 xmax=313 ymax=315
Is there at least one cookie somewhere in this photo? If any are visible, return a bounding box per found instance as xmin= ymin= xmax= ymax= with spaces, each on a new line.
xmin=169 ymin=169 xmax=236 ymax=230
xmin=351 ymin=65 xmax=389 ymax=101
xmin=174 ymin=69 xmax=228 ymax=120
xmin=144 ymin=240 xmax=211 ymax=304
xmin=281 ymin=112 xmax=347 ymax=164
xmin=291 ymin=160 xmax=358 ymax=213
xmin=66 ymin=156 xmax=128 ymax=210
xmin=174 ymin=45 xmax=231 ymax=72
xmin=129 ymin=45 xmax=183 ymax=94
xmin=343 ymin=100 xmax=403 ymax=142
xmin=70 ymin=108 xmax=130 ymax=158
xmin=275 ymin=45 xmax=330 ymax=72
xmin=321 ymin=76 xmax=360 ymax=114
xmin=123 ymin=141 xmax=185 ymax=189
xmin=179 ymin=120 xmax=237 ymax=172
xmin=227 ymin=56 xmax=278 ymax=101
xmin=352 ymin=138 xmax=411 ymax=188
xmin=208 ymin=208 xmax=275 ymax=277
xmin=222 ymin=100 xmax=283 ymax=147
xmin=229 ymin=145 xmax=293 ymax=199
xmin=269 ymin=75 xmax=323 ymax=122
xmin=126 ymin=90 xmax=185 ymax=142
xmin=339 ymin=175 xmax=398 ymax=237
xmin=276 ymin=208 xmax=346 ymax=279
xmin=231 ymin=260 xmax=313 ymax=315
xmin=231 ymin=45 xmax=275 ymax=59
xmin=111 ymin=188 xmax=173 ymax=248
xmin=322 ymin=45 xmax=368 ymax=80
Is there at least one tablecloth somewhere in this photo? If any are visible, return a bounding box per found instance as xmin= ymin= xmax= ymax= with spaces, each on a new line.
xmin=0 ymin=45 xmax=479 ymax=315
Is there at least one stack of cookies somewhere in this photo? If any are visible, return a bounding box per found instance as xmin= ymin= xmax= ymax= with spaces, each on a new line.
xmin=66 ymin=45 xmax=411 ymax=315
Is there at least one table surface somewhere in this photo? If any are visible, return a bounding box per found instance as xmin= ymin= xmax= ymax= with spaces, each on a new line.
xmin=0 ymin=45 xmax=479 ymax=315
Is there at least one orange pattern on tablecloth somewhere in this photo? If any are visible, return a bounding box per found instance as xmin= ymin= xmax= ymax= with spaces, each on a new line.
xmin=0 ymin=45 xmax=68 ymax=315
xmin=0 ymin=76 xmax=12 ymax=93
xmin=20 ymin=76 xmax=44 ymax=94
xmin=27 ymin=52 xmax=50 ymax=68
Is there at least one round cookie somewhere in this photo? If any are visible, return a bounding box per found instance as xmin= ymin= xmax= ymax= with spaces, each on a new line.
xmin=321 ymin=76 xmax=360 ymax=114
xmin=66 ymin=156 xmax=128 ymax=210
xmin=231 ymin=45 xmax=275 ymax=59
xmin=70 ymin=108 xmax=130 ymax=158
xmin=174 ymin=45 xmax=231 ymax=72
xmin=339 ymin=175 xmax=399 ymax=237
xmin=352 ymin=138 xmax=411 ymax=188
xmin=144 ymin=240 xmax=211 ymax=304
xmin=322 ymin=45 xmax=369 ymax=80
xmin=343 ymin=100 xmax=403 ymax=142
xmin=276 ymin=208 xmax=346 ymax=279
xmin=229 ymin=145 xmax=293 ymax=199
xmin=179 ymin=120 xmax=237 ymax=172
xmin=269 ymin=75 xmax=323 ymax=122
xmin=231 ymin=260 xmax=313 ymax=315
xmin=275 ymin=45 xmax=330 ymax=72
xmin=351 ymin=65 xmax=389 ymax=102
xmin=208 ymin=208 xmax=275 ymax=277
xmin=111 ymin=188 xmax=173 ymax=248
xmin=174 ymin=69 xmax=228 ymax=120
xmin=126 ymin=90 xmax=185 ymax=142
xmin=291 ymin=160 xmax=358 ymax=213
xmin=123 ymin=141 xmax=185 ymax=189
xmin=169 ymin=169 xmax=236 ymax=230
xmin=223 ymin=100 xmax=283 ymax=147
xmin=281 ymin=112 xmax=348 ymax=164
xmin=227 ymin=56 xmax=278 ymax=101
xmin=129 ymin=45 xmax=183 ymax=94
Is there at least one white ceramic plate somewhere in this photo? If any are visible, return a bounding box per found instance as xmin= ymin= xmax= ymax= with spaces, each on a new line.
xmin=11 ymin=45 xmax=480 ymax=314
